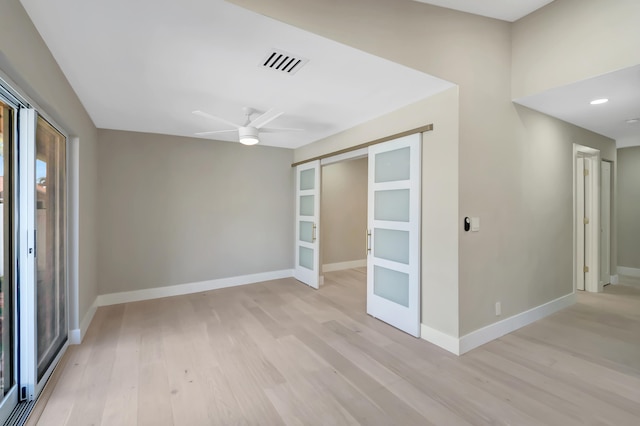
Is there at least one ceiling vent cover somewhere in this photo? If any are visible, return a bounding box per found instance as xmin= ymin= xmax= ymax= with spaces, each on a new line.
xmin=261 ymin=49 xmax=308 ymax=75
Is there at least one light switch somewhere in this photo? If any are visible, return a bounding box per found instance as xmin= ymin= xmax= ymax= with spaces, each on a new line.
xmin=471 ymin=217 xmax=480 ymax=232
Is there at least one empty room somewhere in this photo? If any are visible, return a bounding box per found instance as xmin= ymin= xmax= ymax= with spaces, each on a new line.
xmin=0 ymin=0 xmax=639 ymax=424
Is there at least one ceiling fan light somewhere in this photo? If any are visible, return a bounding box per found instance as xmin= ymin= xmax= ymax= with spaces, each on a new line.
xmin=240 ymin=136 xmax=260 ymax=145
xmin=238 ymin=126 xmax=260 ymax=145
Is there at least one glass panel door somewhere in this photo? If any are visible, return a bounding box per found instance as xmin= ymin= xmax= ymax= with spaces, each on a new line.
xmin=367 ymin=134 xmax=421 ymax=337
xmin=294 ymin=161 xmax=320 ymax=288
xmin=35 ymin=116 xmax=67 ymax=381
xmin=0 ymin=99 xmax=18 ymax=424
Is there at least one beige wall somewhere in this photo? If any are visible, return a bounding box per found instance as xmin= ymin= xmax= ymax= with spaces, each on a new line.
xmin=321 ymin=157 xmax=368 ymax=266
xmin=617 ymin=147 xmax=640 ymax=270
xmin=512 ymin=0 xmax=640 ymax=99
xmin=97 ymin=130 xmax=294 ymax=294
xmin=229 ymin=0 xmax=617 ymax=337
xmin=0 ymin=0 xmax=98 ymax=329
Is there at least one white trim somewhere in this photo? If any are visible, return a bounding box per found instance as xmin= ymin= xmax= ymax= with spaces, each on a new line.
xmin=322 ymin=259 xmax=367 ymax=272
xmin=69 ymin=298 xmax=98 ymax=344
xmin=68 ymin=136 xmax=81 ymax=342
xmin=420 ymin=293 xmax=576 ymax=356
xmin=617 ymin=266 xmax=640 ymax=278
xmin=610 ymin=274 xmax=619 ymax=284
xmin=420 ymin=325 xmax=460 ymax=355
xmin=459 ymin=293 xmax=576 ymax=354
xmin=96 ymin=269 xmax=294 ymax=307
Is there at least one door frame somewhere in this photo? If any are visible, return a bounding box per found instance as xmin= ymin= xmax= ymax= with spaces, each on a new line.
xmin=600 ymin=160 xmax=612 ymax=286
xmin=573 ymin=144 xmax=601 ymax=293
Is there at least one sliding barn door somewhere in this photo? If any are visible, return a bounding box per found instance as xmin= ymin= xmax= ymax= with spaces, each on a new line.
xmin=294 ymin=161 xmax=320 ymax=289
xmin=367 ymin=134 xmax=421 ymax=337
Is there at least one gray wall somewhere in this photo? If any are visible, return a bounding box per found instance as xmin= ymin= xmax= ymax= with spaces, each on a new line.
xmin=97 ymin=130 xmax=294 ymax=294
xmin=511 ymin=0 xmax=640 ymax=100
xmin=229 ymin=0 xmax=618 ymax=337
xmin=321 ymin=157 xmax=368 ymax=266
xmin=0 ymin=0 xmax=99 ymax=329
xmin=617 ymin=147 xmax=640 ymax=270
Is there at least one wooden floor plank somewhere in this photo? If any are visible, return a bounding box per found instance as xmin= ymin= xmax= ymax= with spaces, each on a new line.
xmin=33 ymin=272 xmax=640 ymax=425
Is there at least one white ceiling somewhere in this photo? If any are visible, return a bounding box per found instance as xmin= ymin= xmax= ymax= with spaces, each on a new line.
xmin=19 ymin=0 xmax=639 ymax=150
xmin=411 ymin=0 xmax=556 ymax=22
xmin=515 ymin=65 xmax=640 ymax=148
xmin=19 ymin=0 xmax=453 ymax=149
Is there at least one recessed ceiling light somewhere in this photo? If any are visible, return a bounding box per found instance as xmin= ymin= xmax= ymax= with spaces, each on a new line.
xmin=626 ymin=118 xmax=639 ymax=124
xmin=590 ymin=98 xmax=609 ymax=105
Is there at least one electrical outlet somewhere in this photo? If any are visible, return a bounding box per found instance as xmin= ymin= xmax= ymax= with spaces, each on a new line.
xmin=495 ymin=302 xmax=501 ymax=316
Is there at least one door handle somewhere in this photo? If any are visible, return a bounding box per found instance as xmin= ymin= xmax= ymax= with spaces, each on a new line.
xmin=366 ymin=230 xmax=372 ymax=255
xmin=312 ymin=223 xmax=317 ymax=242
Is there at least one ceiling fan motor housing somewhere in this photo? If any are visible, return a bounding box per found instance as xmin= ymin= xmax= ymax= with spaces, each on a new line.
xmin=239 ymin=126 xmax=260 ymax=145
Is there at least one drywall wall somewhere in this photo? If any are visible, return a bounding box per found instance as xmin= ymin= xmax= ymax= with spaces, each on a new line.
xmin=512 ymin=0 xmax=640 ymax=99
xmin=228 ymin=0 xmax=617 ymax=338
xmin=617 ymin=147 xmax=640 ymax=270
xmin=0 ymin=0 xmax=98 ymax=330
xmin=97 ymin=130 xmax=294 ymax=294
xmin=321 ymin=157 xmax=368 ymax=267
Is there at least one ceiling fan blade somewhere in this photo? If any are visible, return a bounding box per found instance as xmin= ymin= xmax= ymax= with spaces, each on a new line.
xmin=250 ymin=108 xmax=284 ymax=129
xmin=192 ymin=110 xmax=241 ymax=129
xmin=259 ymin=127 xmax=304 ymax=133
xmin=195 ymin=129 xmax=238 ymax=135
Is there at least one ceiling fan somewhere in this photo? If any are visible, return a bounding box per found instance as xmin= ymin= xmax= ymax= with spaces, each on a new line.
xmin=193 ymin=107 xmax=302 ymax=145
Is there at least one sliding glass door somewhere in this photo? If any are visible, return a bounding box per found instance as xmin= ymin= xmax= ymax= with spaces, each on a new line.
xmin=35 ymin=116 xmax=67 ymax=381
xmin=0 ymin=81 xmax=69 ymax=420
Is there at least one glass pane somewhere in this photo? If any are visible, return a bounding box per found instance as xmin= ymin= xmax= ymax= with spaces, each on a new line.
xmin=300 ymin=221 xmax=314 ymax=243
xmin=300 ymin=195 xmax=314 ymax=216
xmin=374 ymin=266 xmax=409 ymax=307
xmin=36 ymin=116 xmax=67 ymax=380
xmin=375 ymin=229 xmax=409 ymax=264
xmin=299 ymin=246 xmax=314 ymax=270
xmin=0 ymin=101 xmax=14 ymax=396
xmin=375 ymin=147 xmax=410 ymax=183
xmin=300 ymin=168 xmax=315 ymax=190
xmin=375 ymin=189 xmax=409 ymax=222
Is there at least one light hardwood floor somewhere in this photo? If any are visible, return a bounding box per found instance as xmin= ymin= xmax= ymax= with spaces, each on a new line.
xmin=30 ymin=269 xmax=640 ymax=425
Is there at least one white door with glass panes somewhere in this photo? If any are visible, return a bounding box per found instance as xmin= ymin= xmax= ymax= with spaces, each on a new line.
xmin=294 ymin=161 xmax=320 ymax=289
xmin=367 ymin=134 xmax=421 ymax=337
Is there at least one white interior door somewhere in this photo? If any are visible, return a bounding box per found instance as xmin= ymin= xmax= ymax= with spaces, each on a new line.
xmin=367 ymin=134 xmax=421 ymax=337
xmin=294 ymin=161 xmax=320 ymax=289
xmin=576 ymin=157 xmax=585 ymax=291
xmin=600 ymin=161 xmax=611 ymax=285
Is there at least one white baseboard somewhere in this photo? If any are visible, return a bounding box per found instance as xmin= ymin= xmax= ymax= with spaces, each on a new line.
xmin=96 ymin=269 xmax=294 ymax=307
xmin=69 ymin=298 xmax=98 ymax=344
xmin=420 ymin=325 xmax=460 ymax=355
xmin=458 ymin=293 xmax=576 ymax=354
xmin=610 ymin=274 xmax=619 ymax=285
xmin=617 ymin=266 xmax=640 ymax=278
xmin=420 ymin=292 xmax=576 ymax=356
xmin=322 ymin=259 xmax=367 ymax=273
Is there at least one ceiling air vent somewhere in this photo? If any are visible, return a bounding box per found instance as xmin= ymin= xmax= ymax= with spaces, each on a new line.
xmin=261 ymin=49 xmax=308 ymax=75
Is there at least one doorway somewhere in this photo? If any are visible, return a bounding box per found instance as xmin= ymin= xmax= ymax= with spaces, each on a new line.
xmin=574 ymin=144 xmax=601 ymax=293
xmin=294 ymin=133 xmax=422 ymax=337
xmin=320 ymin=157 xmax=368 ymax=274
